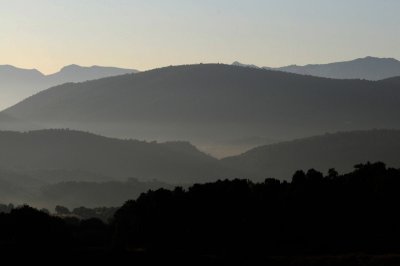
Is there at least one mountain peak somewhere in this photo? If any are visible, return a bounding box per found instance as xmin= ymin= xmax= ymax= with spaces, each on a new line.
xmin=60 ymin=64 xmax=82 ymax=70
xmin=0 ymin=65 xmax=44 ymax=76
xmin=232 ymin=61 xmax=260 ymax=69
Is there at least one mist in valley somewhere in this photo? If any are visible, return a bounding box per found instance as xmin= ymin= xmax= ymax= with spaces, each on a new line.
xmin=2 ymin=0 xmax=400 ymax=263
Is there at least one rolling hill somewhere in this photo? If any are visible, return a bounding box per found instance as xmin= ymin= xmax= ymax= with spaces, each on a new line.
xmin=221 ymin=129 xmax=400 ymax=181
xmin=1 ymin=129 xmax=400 ymax=207
xmin=0 ymin=129 xmax=234 ymax=184
xmin=4 ymin=63 xmax=400 ymax=156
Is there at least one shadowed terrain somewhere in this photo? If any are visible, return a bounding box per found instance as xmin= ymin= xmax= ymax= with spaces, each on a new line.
xmin=4 ymin=64 xmax=400 ymax=156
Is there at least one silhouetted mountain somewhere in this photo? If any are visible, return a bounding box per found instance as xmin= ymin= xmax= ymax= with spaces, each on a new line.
xmin=0 ymin=129 xmax=233 ymax=184
xmin=0 ymin=64 xmax=138 ymax=110
xmin=4 ymin=63 xmax=400 ymax=156
xmin=234 ymin=57 xmax=400 ymax=80
xmin=222 ymin=129 xmax=400 ymax=181
xmin=232 ymin=61 xmax=260 ymax=69
xmin=46 ymin=64 xmax=139 ymax=84
xmin=276 ymin=57 xmax=400 ymax=80
xmin=5 ymin=163 xmax=400 ymax=263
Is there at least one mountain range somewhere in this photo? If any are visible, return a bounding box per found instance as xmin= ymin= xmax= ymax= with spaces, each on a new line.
xmin=1 ymin=129 xmax=400 ymax=207
xmin=0 ymin=64 xmax=138 ymax=110
xmin=234 ymin=56 xmax=400 ymax=80
xmin=4 ymin=63 xmax=400 ymax=157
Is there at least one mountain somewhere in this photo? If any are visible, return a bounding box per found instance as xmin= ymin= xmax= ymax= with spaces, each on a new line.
xmin=0 ymin=129 xmax=233 ymax=184
xmin=45 ymin=64 xmax=139 ymax=84
xmin=2 ymin=128 xmax=400 ymax=207
xmin=234 ymin=57 xmax=400 ymax=80
xmin=232 ymin=61 xmax=260 ymax=69
xmin=4 ymin=63 xmax=400 ymax=156
xmin=221 ymin=129 xmax=400 ymax=181
xmin=275 ymin=57 xmax=400 ymax=80
xmin=0 ymin=64 xmax=138 ymax=110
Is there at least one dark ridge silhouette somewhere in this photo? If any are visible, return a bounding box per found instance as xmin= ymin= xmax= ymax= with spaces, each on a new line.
xmin=111 ymin=162 xmax=400 ymax=263
xmin=0 ymin=64 xmax=138 ymax=110
xmin=4 ymin=63 xmax=400 ymax=156
xmin=380 ymin=75 xmax=400 ymax=85
xmin=275 ymin=56 xmax=400 ymax=80
xmin=46 ymin=64 xmax=139 ymax=84
xmin=222 ymin=129 xmax=400 ymax=181
xmin=0 ymin=129 xmax=235 ymax=184
xmin=232 ymin=61 xmax=260 ymax=69
xmin=235 ymin=56 xmax=400 ymax=80
xmin=4 ymin=162 xmax=400 ymax=265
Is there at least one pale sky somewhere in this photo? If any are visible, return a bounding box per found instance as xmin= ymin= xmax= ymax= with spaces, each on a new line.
xmin=1 ymin=0 xmax=399 ymax=74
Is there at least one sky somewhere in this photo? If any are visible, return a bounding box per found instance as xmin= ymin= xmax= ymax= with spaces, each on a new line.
xmin=0 ymin=0 xmax=399 ymax=74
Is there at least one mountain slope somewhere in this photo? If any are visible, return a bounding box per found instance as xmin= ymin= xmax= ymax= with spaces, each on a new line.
xmin=0 ymin=64 xmax=138 ymax=110
xmin=4 ymin=63 xmax=400 ymax=156
xmin=221 ymin=130 xmax=400 ymax=181
xmin=0 ymin=129 xmax=234 ymax=184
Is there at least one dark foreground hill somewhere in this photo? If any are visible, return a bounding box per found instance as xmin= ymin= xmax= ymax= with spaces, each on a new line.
xmin=222 ymin=129 xmax=400 ymax=181
xmin=4 ymin=162 xmax=400 ymax=265
xmin=5 ymin=63 xmax=400 ymax=156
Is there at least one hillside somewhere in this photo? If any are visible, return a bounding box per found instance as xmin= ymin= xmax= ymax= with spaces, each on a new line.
xmin=0 ymin=129 xmax=233 ymax=184
xmin=4 ymin=63 xmax=400 ymax=156
xmin=221 ymin=129 xmax=400 ymax=181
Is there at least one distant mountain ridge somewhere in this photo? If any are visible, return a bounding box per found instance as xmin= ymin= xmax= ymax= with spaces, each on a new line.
xmin=4 ymin=63 xmax=400 ymax=156
xmin=233 ymin=56 xmax=400 ymax=80
xmin=0 ymin=64 xmax=138 ymax=110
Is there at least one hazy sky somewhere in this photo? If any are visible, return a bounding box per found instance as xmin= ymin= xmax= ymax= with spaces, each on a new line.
xmin=1 ymin=0 xmax=399 ymax=74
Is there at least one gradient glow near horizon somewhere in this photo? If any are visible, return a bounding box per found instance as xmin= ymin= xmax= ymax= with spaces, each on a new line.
xmin=1 ymin=0 xmax=399 ymax=74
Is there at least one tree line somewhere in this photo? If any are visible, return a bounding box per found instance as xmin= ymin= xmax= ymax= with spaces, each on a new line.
xmin=3 ymin=162 xmax=400 ymax=264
